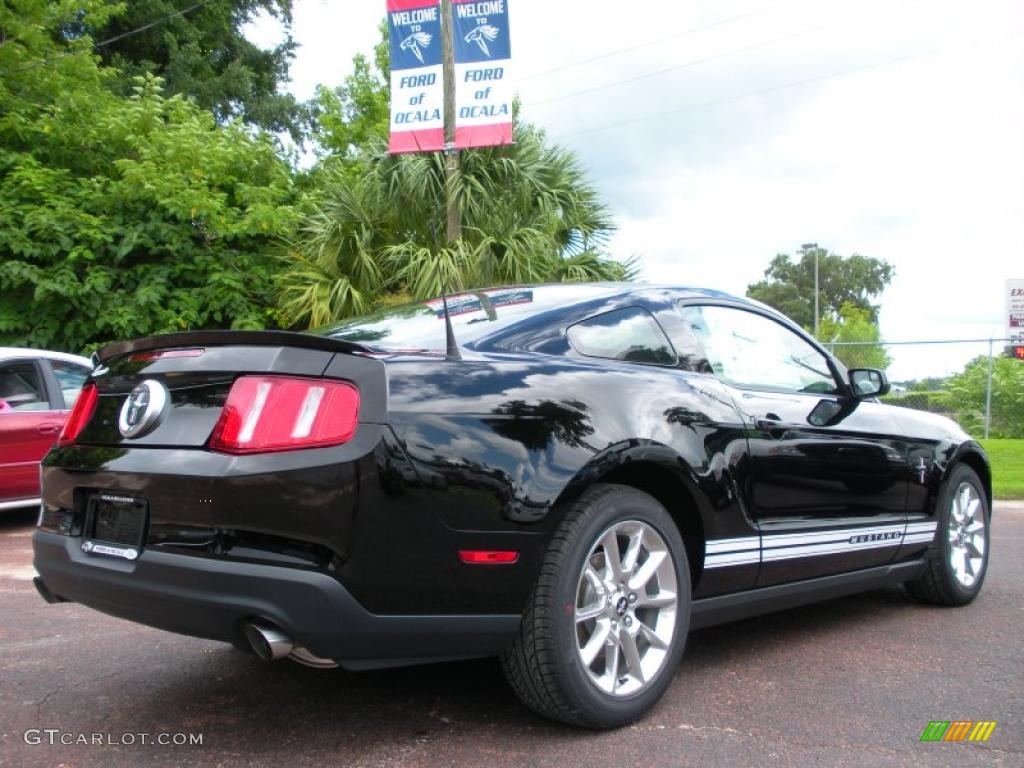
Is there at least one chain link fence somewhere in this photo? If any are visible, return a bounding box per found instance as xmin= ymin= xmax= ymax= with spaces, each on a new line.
xmin=826 ymin=339 xmax=1024 ymax=440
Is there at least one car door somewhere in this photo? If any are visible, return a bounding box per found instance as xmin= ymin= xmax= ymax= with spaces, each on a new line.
xmin=678 ymin=303 xmax=910 ymax=586
xmin=46 ymin=357 xmax=92 ymax=410
xmin=0 ymin=359 xmax=65 ymax=504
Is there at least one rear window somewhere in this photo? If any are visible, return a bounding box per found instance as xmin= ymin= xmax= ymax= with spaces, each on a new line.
xmin=314 ymin=286 xmax=617 ymax=352
xmin=567 ymin=308 xmax=677 ymax=365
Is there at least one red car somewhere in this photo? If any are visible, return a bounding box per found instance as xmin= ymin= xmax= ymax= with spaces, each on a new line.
xmin=0 ymin=348 xmax=92 ymax=511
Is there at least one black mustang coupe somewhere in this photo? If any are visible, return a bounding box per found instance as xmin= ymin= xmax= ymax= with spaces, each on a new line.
xmin=33 ymin=284 xmax=991 ymax=728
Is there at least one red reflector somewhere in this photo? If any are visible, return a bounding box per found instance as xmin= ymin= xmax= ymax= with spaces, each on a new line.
xmin=57 ymin=382 xmax=98 ymax=446
xmin=459 ymin=550 xmax=520 ymax=565
xmin=209 ymin=376 xmax=359 ymax=454
xmin=130 ymin=348 xmax=205 ymax=362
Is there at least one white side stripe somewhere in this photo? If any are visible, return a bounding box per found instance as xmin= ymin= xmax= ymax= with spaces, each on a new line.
xmin=704 ymin=520 xmax=940 ymax=568
xmin=902 ymin=533 xmax=937 ymax=545
xmin=705 ymin=552 xmax=760 ymax=568
xmin=762 ymin=525 xmax=904 ymax=549
xmin=705 ymin=536 xmax=759 ymax=554
xmin=761 ymin=538 xmax=903 ymax=562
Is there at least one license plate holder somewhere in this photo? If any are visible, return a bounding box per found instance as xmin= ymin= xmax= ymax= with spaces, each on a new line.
xmin=82 ymin=493 xmax=148 ymax=561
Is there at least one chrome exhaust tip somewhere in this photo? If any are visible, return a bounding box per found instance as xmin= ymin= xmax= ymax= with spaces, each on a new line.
xmin=244 ymin=621 xmax=294 ymax=661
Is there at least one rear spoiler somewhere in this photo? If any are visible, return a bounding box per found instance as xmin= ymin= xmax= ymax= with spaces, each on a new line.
xmin=96 ymin=330 xmax=370 ymax=364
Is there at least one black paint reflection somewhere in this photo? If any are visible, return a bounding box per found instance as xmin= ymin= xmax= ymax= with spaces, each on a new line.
xmin=484 ymin=400 xmax=595 ymax=452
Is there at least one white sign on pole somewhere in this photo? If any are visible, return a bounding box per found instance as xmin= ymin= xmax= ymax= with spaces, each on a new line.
xmin=1008 ymin=279 xmax=1024 ymax=344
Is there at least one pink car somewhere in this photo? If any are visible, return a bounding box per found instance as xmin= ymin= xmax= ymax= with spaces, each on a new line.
xmin=0 ymin=348 xmax=92 ymax=511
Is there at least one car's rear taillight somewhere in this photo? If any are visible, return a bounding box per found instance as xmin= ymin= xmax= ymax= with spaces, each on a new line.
xmin=209 ymin=376 xmax=360 ymax=454
xmin=57 ymin=382 xmax=98 ymax=446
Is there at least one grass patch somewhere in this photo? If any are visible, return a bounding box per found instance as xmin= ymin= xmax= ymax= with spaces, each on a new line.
xmin=979 ymin=439 xmax=1024 ymax=500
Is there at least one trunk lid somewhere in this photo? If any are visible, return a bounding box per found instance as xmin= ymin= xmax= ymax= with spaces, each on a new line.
xmin=78 ymin=330 xmax=386 ymax=448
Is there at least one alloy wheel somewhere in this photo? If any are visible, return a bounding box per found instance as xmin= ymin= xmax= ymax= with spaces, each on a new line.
xmin=574 ymin=520 xmax=679 ymax=697
xmin=947 ymin=481 xmax=986 ymax=588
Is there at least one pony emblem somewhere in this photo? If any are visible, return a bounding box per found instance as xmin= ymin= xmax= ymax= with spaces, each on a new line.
xmin=464 ymin=24 xmax=500 ymax=56
xmin=400 ymin=31 xmax=433 ymax=64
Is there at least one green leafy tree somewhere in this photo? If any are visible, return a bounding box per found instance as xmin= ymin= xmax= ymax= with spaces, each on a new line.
xmin=818 ymin=302 xmax=892 ymax=370
xmin=943 ymin=356 xmax=1024 ymax=438
xmin=92 ymin=0 xmax=306 ymax=140
xmin=0 ymin=0 xmax=296 ymax=352
xmin=747 ymin=245 xmax=894 ymax=330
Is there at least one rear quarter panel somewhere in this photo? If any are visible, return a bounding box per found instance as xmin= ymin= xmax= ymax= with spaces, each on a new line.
xmin=379 ymin=356 xmax=755 ymax=601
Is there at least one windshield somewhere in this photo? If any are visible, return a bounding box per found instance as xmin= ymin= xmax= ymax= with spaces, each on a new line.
xmin=311 ymin=285 xmax=620 ymax=353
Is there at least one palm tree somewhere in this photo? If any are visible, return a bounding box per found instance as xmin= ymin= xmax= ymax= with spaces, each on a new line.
xmin=279 ymin=122 xmax=634 ymax=328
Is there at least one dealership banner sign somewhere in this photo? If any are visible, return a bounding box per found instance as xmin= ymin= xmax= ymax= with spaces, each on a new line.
xmin=387 ymin=0 xmax=444 ymax=153
xmin=1008 ymin=278 xmax=1024 ymax=358
xmin=452 ymin=0 xmax=513 ymax=148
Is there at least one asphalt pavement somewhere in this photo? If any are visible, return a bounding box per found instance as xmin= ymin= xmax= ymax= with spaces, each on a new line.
xmin=1 ymin=503 xmax=1021 ymax=767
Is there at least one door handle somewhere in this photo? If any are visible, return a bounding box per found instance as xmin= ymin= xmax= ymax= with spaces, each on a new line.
xmin=754 ymin=416 xmax=800 ymax=433
xmin=36 ymin=423 xmax=62 ymax=436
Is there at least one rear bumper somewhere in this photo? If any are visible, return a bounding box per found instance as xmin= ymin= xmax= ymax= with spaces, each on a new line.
xmin=32 ymin=530 xmax=519 ymax=670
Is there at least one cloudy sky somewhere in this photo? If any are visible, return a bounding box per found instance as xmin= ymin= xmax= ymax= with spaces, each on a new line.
xmin=248 ymin=0 xmax=1024 ymax=378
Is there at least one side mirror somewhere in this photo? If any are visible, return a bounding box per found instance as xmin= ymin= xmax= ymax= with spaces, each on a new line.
xmin=848 ymin=368 xmax=890 ymax=398
xmin=0 ymin=397 xmax=10 ymax=412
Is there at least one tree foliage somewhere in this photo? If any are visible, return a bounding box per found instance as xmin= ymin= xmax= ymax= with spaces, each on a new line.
xmin=747 ymin=246 xmax=894 ymax=330
xmin=0 ymin=0 xmax=296 ymax=352
xmin=0 ymin=2 xmax=627 ymax=347
xmin=279 ymin=125 xmax=632 ymax=328
xmin=944 ymin=356 xmax=1024 ymax=439
xmin=92 ymin=0 xmax=306 ymax=140
xmin=818 ymin=301 xmax=892 ymax=370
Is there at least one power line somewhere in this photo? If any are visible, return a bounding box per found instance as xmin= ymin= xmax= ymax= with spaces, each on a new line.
xmin=93 ymin=0 xmax=217 ymax=49
xmin=531 ymin=1 xmax=919 ymax=108
xmin=5 ymin=0 xmax=217 ymax=74
xmin=519 ymin=0 xmax=802 ymax=82
xmin=549 ymin=28 xmax=1023 ymax=140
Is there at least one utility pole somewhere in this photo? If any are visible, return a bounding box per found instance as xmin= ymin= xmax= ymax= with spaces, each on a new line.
xmin=440 ymin=0 xmax=461 ymax=244
xmin=801 ymin=242 xmax=819 ymax=337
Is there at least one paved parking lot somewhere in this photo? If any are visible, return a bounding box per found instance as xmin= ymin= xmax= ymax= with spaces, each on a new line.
xmin=1 ymin=503 xmax=1021 ymax=767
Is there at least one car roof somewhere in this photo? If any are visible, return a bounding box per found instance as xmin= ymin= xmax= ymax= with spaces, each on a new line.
xmin=454 ymin=282 xmax=763 ymax=309
xmin=0 ymin=347 xmax=93 ymax=368
xmin=315 ymin=282 xmax=785 ymax=355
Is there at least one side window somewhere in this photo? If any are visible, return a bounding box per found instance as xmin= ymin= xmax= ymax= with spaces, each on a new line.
xmin=680 ymin=305 xmax=837 ymax=394
xmin=50 ymin=360 xmax=91 ymax=409
xmin=0 ymin=361 xmax=49 ymax=411
xmin=567 ymin=307 xmax=677 ymax=366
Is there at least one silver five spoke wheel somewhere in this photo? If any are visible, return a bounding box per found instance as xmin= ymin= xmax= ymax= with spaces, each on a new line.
xmin=574 ymin=520 xmax=678 ymax=697
xmin=948 ymin=481 xmax=986 ymax=588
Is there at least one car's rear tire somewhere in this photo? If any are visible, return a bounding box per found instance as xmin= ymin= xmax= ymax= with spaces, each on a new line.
xmin=500 ymin=483 xmax=690 ymax=728
xmin=905 ymin=464 xmax=990 ymax=606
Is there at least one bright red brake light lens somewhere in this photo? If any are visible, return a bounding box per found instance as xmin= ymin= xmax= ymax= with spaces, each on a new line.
xmin=58 ymin=382 xmax=98 ymax=447
xmin=209 ymin=376 xmax=360 ymax=454
xmin=459 ymin=550 xmax=520 ymax=565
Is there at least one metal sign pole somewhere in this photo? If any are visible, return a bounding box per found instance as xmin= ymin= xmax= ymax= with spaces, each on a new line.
xmin=984 ymin=338 xmax=993 ymax=439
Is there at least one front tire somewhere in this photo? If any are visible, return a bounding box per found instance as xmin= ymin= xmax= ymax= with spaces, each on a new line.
xmin=501 ymin=484 xmax=690 ymax=728
xmin=906 ymin=464 xmax=990 ymax=606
